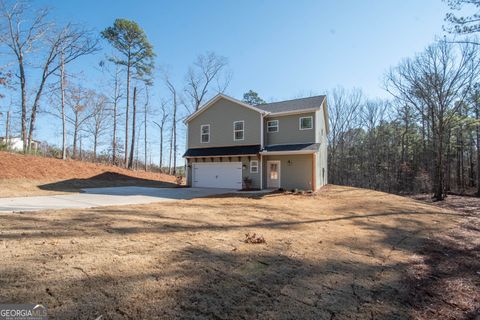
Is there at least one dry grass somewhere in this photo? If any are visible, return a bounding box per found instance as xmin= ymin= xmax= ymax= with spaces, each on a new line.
xmin=0 ymin=151 xmax=177 ymax=197
xmin=0 ymin=185 xmax=478 ymax=319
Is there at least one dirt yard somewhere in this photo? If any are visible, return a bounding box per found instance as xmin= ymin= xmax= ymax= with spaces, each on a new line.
xmin=0 ymin=151 xmax=177 ymax=197
xmin=0 ymin=185 xmax=478 ymax=319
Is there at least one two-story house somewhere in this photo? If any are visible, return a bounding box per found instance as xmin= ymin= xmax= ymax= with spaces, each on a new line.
xmin=183 ymin=93 xmax=328 ymax=191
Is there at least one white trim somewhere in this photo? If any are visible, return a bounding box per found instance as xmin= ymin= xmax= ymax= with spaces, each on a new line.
xmin=250 ymin=160 xmax=259 ymax=173
xmin=233 ymin=120 xmax=245 ymax=141
xmin=186 ymin=123 xmax=189 ymax=148
xmin=299 ymin=116 xmax=313 ymax=130
xmin=267 ymin=120 xmax=279 ymax=133
xmin=184 ymin=93 xmax=268 ymax=123
xmin=260 ymin=154 xmax=263 ymax=189
xmin=260 ymin=113 xmax=264 ymax=148
xmin=200 ymin=124 xmax=210 ymax=143
xmin=267 ymin=160 xmax=281 ymax=189
xmin=260 ymin=150 xmax=316 ymax=155
xmin=265 ymin=108 xmax=319 ymax=117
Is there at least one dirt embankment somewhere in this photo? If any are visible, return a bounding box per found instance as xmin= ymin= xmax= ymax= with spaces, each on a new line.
xmin=0 ymin=151 xmax=178 ymax=197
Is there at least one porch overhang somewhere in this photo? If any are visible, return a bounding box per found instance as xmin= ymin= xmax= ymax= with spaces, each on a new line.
xmin=260 ymin=150 xmax=316 ymax=156
xmin=259 ymin=143 xmax=320 ymax=156
xmin=183 ymin=144 xmax=261 ymax=158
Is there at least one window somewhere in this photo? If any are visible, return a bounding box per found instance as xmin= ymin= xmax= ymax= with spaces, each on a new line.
xmin=233 ymin=121 xmax=244 ymax=141
xmin=299 ymin=116 xmax=313 ymax=130
xmin=267 ymin=120 xmax=279 ymax=133
xmin=200 ymin=124 xmax=210 ymax=143
xmin=250 ymin=160 xmax=259 ymax=173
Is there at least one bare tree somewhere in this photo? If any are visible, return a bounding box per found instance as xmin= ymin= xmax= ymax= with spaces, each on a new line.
xmin=327 ymin=87 xmax=364 ymax=185
xmin=184 ymin=51 xmax=231 ymax=112
xmin=0 ymin=0 xmax=99 ymax=152
xmin=153 ymin=100 xmax=169 ymax=171
xmin=163 ymin=72 xmax=178 ymax=175
xmin=86 ymin=93 xmax=110 ymax=161
xmin=100 ymin=60 xmax=124 ymax=165
xmin=385 ymin=39 xmax=480 ymax=200
xmin=66 ymin=86 xmax=93 ymax=158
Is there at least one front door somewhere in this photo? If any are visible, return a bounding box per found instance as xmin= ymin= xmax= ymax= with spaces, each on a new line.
xmin=267 ymin=161 xmax=281 ymax=189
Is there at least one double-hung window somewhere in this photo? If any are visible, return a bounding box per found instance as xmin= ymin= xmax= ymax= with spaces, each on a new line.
xmin=299 ymin=116 xmax=313 ymax=130
xmin=233 ymin=121 xmax=244 ymax=141
xmin=200 ymin=124 xmax=210 ymax=143
xmin=267 ymin=120 xmax=279 ymax=133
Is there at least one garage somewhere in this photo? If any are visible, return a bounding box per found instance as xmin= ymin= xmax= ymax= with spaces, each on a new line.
xmin=192 ymin=162 xmax=242 ymax=189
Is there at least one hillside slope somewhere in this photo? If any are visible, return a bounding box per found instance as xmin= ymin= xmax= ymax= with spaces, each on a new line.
xmin=0 ymin=151 xmax=178 ymax=197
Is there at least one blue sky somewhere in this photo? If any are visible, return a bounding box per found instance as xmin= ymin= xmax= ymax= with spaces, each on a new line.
xmin=5 ymin=0 xmax=450 ymax=163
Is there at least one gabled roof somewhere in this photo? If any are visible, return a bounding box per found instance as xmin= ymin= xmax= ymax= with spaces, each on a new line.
xmin=184 ymin=94 xmax=267 ymax=123
xmin=257 ymin=95 xmax=326 ymax=114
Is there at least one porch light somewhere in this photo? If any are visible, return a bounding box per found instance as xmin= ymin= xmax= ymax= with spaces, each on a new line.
xmin=288 ymin=160 xmax=293 ymax=166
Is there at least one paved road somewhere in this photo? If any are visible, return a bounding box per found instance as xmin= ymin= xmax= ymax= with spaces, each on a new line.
xmin=0 ymin=187 xmax=234 ymax=213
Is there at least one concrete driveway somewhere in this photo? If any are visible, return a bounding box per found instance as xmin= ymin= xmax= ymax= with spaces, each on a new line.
xmin=0 ymin=187 xmax=234 ymax=213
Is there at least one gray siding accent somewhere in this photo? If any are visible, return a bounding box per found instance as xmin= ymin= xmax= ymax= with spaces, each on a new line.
xmin=264 ymin=112 xmax=316 ymax=146
xmin=188 ymin=98 xmax=261 ymax=149
xmin=262 ymin=154 xmax=314 ymax=190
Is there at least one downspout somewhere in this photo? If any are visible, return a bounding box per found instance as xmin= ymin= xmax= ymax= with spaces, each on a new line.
xmin=260 ymin=113 xmax=265 ymax=189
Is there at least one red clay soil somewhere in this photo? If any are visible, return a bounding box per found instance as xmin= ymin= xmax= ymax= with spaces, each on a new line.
xmin=0 ymin=151 xmax=176 ymax=182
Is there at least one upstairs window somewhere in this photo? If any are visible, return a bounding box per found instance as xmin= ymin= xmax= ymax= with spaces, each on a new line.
xmin=200 ymin=124 xmax=210 ymax=143
xmin=267 ymin=120 xmax=279 ymax=133
xmin=299 ymin=116 xmax=313 ymax=130
xmin=233 ymin=121 xmax=244 ymax=141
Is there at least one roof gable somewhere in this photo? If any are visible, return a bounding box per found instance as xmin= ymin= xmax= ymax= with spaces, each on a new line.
xmin=184 ymin=94 xmax=266 ymax=123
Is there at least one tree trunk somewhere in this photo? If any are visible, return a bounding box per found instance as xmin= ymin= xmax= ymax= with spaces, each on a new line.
xmin=19 ymin=56 xmax=27 ymax=152
xmin=93 ymin=131 xmax=98 ymax=161
xmin=5 ymin=111 xmax=10 ymax=143
xmin=172 ymin=93 xmax=177 ymax=175
xmin=168 ymin=128 xmax=173 ymax=174
xmin=73 ymin=112 xmax=79 ymax=159
xmin=112 ymin=98 xmax=117 ymax=165
xmin=144 ymin=93 xmax=148 ymax=171
xmin=60 ymin=52 xmax=67 ymax=160
xmin=112 ymin=67 xmax=119 ymax=166
xmin=128 ymin=86 xmax=136 ymax=169
xmin=433 ymin=123 xmax=445 ymax=201
xmin=124 ymin=60 xmax=131 ymax=167
xmin=160 ymin=124 xmax=163 ymax=170
xmin=476 ymin=105 xmax=480 ymax=196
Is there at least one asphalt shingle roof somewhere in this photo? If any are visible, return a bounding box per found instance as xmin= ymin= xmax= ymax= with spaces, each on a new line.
xmin=263 ymin=143 xmax=320 ymax=152
xmin=256 ymin=95 xmax=326 ymax=113
xmin=183 ymin=145 xmax=261 ymax=157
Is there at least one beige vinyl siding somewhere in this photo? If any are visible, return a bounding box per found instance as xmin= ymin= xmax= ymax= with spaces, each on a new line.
xmin=264 ymin=112 xmax=316 ymax=146
xmin=262 ymin=154 xmax=313 ymax=190
xmin=188 ymin=98 xmax=261 ymax=149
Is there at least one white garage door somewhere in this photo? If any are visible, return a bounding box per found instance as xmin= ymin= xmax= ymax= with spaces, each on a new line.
xmin=193 ymin=162 xmax=242 ymax=189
